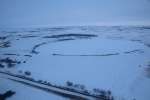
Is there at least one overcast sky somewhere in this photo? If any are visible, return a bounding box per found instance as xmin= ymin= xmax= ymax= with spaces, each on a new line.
xmin=0 ymin=0 xmax=150 ymax=28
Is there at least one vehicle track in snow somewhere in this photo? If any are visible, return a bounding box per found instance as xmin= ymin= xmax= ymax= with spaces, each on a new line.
xmin=120 ymin=66 xmax=141 ymax=99
xmin=112 ymin=66 xmax=142 ymax=100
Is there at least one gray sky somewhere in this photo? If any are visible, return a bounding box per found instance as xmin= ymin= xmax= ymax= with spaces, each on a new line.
xmin=0 ymin=0 xmax=150 ymax=28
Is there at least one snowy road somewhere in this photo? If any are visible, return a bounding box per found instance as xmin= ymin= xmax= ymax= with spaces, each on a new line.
xmin=0 ymin=72 xmax=103 ymax=100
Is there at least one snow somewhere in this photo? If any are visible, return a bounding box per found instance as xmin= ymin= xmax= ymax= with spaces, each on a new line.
xmin=0 ymin=73 xmax=94 ymax=100
xmin=0 ymin=26 xmax=150 ymax=100
xmin=0 ymin=77 xmax=66 ymax=100
xmin=36 ymin=38 xmax=145 ymax=55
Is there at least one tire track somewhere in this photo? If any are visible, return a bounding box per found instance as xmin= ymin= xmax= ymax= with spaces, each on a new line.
xmin=120 ymin=67 xmax=141 ymax=99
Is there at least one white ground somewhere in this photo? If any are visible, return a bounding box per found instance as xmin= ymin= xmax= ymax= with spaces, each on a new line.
xmin=0 ymin=77 xmax=67 ymax=100
xmin=0 ymin=26 xmax=150 ymax=100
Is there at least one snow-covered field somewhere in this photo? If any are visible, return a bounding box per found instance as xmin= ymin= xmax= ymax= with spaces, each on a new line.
xmin=0 ymin=26 xmax=150 ymax=100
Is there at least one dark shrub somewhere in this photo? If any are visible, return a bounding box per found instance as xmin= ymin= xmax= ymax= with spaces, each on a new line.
xmin=7 ymin=63 xmax=15 ymax=68
xmin=107 ymin=90 xmax=111 ymax=95
xmin=80 ymin=85 xmax=85 ymax=90
xmin=47 ymin=82 xmax=51 ymax=85
xmin=38 ymin=80 xmax=43 ymax=83
xmin=84 ymin=90 xmax=88 ymax=93
xmin=24 ymin=71 xmax=31 ymax=75
xmin=18 ymin=70 xmax=22 ymax=73
xmin=74 ymin=84 xmax=80 ymax=88
xmin=17 ymin=61 xmax=21 ymax=64
xmin=0 ymin=63 xmax=4 ymax=68
xmin=66 ymin=81 xmax=73 ymax=86
xmin=111 ymin=96 xmax=115 ymax=100
xmin=93 ymin=88 xmax=100 ymax=93
xmin=100 ymin=90 xmax=106 ymax=95
xmin=5 ymin=57 xmax=13 ymax=63
xmin=44 ymin=81 xmax=47 ymax=84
